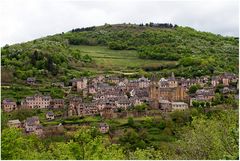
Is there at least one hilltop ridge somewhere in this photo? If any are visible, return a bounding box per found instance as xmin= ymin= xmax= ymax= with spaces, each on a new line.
xmin=1 ymin=23 xmax=238 ymax=84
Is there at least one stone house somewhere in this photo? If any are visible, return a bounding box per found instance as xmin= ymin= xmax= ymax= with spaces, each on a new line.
xmin=7 ymin=119 xmax=22 ymax=128
xmin=195 ymin=89 xmax=215 ymax=101
xmin=129 ymin=96 xmax=142 ymax=106
xmin=138 ymin=76 xmax=150 ymax=88
xmin=179 ymin=78 xmax=198 ymax=88
xmin=69 ymin=96 xmax=82 ymax=105
xmin=211 ymin=76 xmax=220 ymax=87
xmin=93 ymin=93 xmax=106 ymax=100
xmin=68 ymin=96 xmax=83 ymax=117
xmin=91 ymin=78 xmax=99 ymax=84
xmin=148 ymin=99 xmax=160 ymax=109
xmin=171 ymin=102 xmax=188 ymax=111
xmin=216 ymin=73 xmax=238 ymax=87
xmin=71 ymin=78 xmax=88 ymax=91
xmin=118 ymin=81 xmax=126 ymax=87
xmin=2 ymin=99 xmax=17 ymax=112
xmin=24 ymin=116 xmax=43 ymax=136
xmin=50 ymin=99 xmax=64 ymax=108
xmin=97 ymin=75 xmax=105 ymax=82
xmin=95 ymin=99 xmax=109 ymax=110
xmin=21 ymin=94 xmax=51 ymax=109
xmin=199 ymin=76 xmax=210 ymax=85
xmin=46 ymin=111 xmax=55 ymax=120
xmin=220 ymin=87 xmax=237 ymax=95
xmin=90 ymin=75 xmax=104 ymax=84
xmin=100 ymin=106 xmax=114 ymax=118
xmin=126 ymin=80 xmax=139 ymax=91
xmin=77 ymin=78 xmax=88 ymax=91
xmin=99 ymin=123 xmax=109 ymax=133
xmin=104 ymin=90 xmax=125 ymax=99
xmin=222 ymin=77 xmax=230 ymax=86
xmin=116 ymin=97 xmax=131 ymax=110
xmin=84 ymin=103 xmax=99 ymax=116
xmin=97 ymin=83 xmax=111 ymax=91
xmin=88 ymin=85 xmax=97 ymax=94
xmin=96 ymin=101 xmax=106 ymax=111
xmin=134 ymin=89 xmax=149 ymax=99
xmin=69 ymin=103 xmax=99 ymax=117
xmin=107 ymin=76 xmax=120 ymax=84
xmin=159 ymin=100 xmax=172 ymax=112
xmin=26 ymin=77 xmax=36 ymax=85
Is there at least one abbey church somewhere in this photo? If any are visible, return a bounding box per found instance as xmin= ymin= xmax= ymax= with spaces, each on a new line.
xmin=149 ymin=73 xmax=188 ymax=102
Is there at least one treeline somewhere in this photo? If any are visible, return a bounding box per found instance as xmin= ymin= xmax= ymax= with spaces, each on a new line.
xmin=139 ymin=22 xmax=177 ymax=28
xmin=71 ymin=26 xmax=96 ymax=32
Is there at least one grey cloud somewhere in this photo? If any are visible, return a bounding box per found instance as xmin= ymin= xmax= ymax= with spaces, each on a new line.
xmin=0 ymin=0 xmax=238 ymax=46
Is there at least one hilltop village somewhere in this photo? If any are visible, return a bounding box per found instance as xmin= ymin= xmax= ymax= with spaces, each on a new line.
xmin=2 ymin=72 xmax=239 ymax=136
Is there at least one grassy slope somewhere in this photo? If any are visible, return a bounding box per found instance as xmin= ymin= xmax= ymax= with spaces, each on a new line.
xmin=72 ymin=45 xmax=176 ymax=73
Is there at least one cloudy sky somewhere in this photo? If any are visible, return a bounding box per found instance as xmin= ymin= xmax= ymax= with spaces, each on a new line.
xmin=0 ymin=0 xmax=239 ymax=46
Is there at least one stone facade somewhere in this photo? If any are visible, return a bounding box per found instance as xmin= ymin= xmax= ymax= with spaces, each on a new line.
xmin=149 ymin=82 xmax=188 ymax=102
xmin=171 ymin=102 xmax=188 ymax=110
xmin=71 ymin=78 xmax=88 ymax=91
xmin=76 ymin=78 xmax=88 ymax=91
xmin=7 ymin=119 xmax=22 ymax=128
xmin=21 ymin=94 xmax=51 ymax=109
xmin=159 ymin=100 xmax=172 ymax=112
xmin=24 ymin=116 xmax=43 ymax=136
xmin=99 ymin=123 xmax=109 ymax=133
xmin=26 ymin=77 xmax=36 ymax=85
xmin=2 ymin=99 xmax=17 ymax=112
xmin=150 ymin=73 xmax=188 ymax=103
xmin=46 ymin=111 xmax=55 ymax=120
xmin=50 ymin=99 xmax=64 ymax=108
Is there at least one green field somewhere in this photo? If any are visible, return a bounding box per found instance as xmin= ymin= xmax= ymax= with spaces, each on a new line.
xmin=72 ymin=45 xmax=177 ymax=73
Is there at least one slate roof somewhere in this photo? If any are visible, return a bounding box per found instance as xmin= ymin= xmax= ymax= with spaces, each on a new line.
xmin=117 ymin=97 xmax=130 ymax=104
xmin=8 ymin=119 xmax=21 ymax=124
xmin=26 ymin=116 xmax=39 ymax=126
xmin=2 ymin=99 xmax=16 ymax=105
xmin=99 ymin=123 xmax=109 ymax=127
xmin=46 ymin=111 xmax=54 ymax=116
xmin=27 ymin=77 xmax=36 ymax=82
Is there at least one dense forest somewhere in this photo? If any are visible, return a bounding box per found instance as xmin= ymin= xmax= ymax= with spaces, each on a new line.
xmin=1 ymin=23 xmax=239 ymax=84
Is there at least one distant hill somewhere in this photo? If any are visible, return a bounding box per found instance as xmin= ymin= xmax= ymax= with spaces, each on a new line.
xmin=1 ymin=23 xmax=238 ymax=83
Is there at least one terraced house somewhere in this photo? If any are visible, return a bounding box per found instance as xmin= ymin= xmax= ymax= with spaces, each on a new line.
xmin=21 ymin=94 xmax=52 ymax=109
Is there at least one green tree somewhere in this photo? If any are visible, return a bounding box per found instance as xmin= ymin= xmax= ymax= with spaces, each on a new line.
xmin=189 ymin=84 xmax=201 ymax=94
xmin=177 ymin=110 xmax=239 ymax=160
xmin=134 ymin=103 xmax=148 ymax=112
xmin=72 ymin=127 xmax=125 ymax=159
xmin=213 ymin=93 xmax=222 ymax=105
xmin=47 ymin=142 xmax=75 ymax=159
xmin=1 ymin=128 xmax=47 ymax=160
xmin=127 ymin=117 xmax=135 ymax=127
xmin=129 ymin=147 xmax=163 ymax=160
